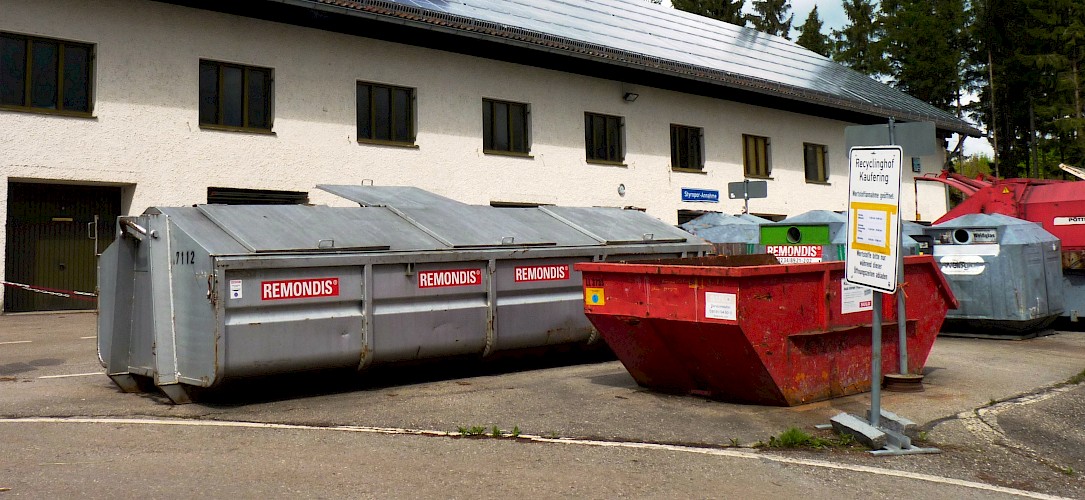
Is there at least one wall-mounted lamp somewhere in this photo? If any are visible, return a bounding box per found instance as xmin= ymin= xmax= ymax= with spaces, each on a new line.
xmin=623 ymin=92 xmax=639 ymax=102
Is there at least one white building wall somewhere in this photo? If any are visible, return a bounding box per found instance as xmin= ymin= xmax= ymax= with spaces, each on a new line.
xmin=0 ymin=0 xmax=950 ymax=308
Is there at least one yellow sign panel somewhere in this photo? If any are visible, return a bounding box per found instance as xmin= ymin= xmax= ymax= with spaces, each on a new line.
xmin=849 ymin=201 xmax=899 ymax=255
xmin=584 ymin=287 xmax=605 ymax=306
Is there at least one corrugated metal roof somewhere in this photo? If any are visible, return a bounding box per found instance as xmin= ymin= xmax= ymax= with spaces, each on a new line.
xmin=289 ymin=0 xmax=980 ymax=136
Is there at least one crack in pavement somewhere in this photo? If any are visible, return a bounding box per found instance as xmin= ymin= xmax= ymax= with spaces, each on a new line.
xmin=953 ymin=381 xmax=1081 ymax=474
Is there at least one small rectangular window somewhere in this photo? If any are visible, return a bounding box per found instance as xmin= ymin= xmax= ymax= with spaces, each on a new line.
xmin=670 ymin=124 xmax=704 ymax=170
xmin=585 ymin=112 xmax=624 ymax=163
xmin=804 ymin=143 xmax=828 ymax=183
xmin=357 ymin=81 xmax=415 ymax=145
xmin=0 ymin=32 xmax=93 ymax=114
xmin=743 ymin=134 xmax=771 ymax=178
xmin=483 ymin=98 xmax=529 ymax=154
xmin=198 ymin=59 xmax=273 ymax=131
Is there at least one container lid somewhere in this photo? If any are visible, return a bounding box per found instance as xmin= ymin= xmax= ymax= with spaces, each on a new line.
xmin=197 ymin=205 xmax=446 ymax=252
xmin=317 ymin=185 xmax=467 ymax=209
xmin=679 ymin=213 xmax=763 ymax=244
xmin=542 ymin=207 xmax=689 ymax=244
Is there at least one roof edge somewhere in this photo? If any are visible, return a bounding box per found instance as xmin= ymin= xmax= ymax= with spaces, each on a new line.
xmin=269 ymin=0 xmax=981 ymax=136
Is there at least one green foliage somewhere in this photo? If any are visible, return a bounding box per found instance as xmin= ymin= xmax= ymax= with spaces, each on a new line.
xmin=832 ymin=0 xmax=888 ymax=77
xmin=881 ymin=0 xmax=971 ymax=113
xmin=971 ymin=0 xmax=1085 ymax=177
xmin=762 ymin=426 xmax=853 ymax=449
xmin=671 ymin=0 xmax=748 ymax=27
xmin=457 ymin=425 xmax=488 ymax=436
xmin=796 ymin=6 xmax=831 ymax=57
xmin=748 ymin=0 xmax=794 ymax=39
xmin=955 ymin=154 xmax=994 ymax=177
xmin=1068 ymin=368 xmax=1085 ymax=385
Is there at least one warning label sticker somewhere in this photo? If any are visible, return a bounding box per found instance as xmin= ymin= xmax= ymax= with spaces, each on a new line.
xmin=229 ymin=280 xmax=243 ymax=300
xmin=514 ymin=264 xmax=570 ymax=282
xmin=418 ymin=269 xmax=483 ymax=288
xmin=585 ymin=287 xmax=606 ymax=306
xmin=765 ymin=245 xmax=824 ymax=264
xmin=704 ymin=292 xmax=737 ymax=320
xmin=261 ymin=278 xmax=340 ymax=300
xmin=841 ymin=281 xmax=873 ymax=314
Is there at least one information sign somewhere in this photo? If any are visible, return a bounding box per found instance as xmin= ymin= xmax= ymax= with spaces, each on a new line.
xmin=845 ymin=146 xmax=902 ymax=293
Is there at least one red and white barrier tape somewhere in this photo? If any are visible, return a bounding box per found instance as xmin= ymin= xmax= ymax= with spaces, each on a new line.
xmin=1 ymin=281 xmax=97 ymax=301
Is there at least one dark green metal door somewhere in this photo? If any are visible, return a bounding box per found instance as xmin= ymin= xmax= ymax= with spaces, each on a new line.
xmin=4 ymin=182 xmax=121 ymax=312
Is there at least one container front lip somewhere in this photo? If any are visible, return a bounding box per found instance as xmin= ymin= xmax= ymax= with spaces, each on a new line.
xmin=574 ymin=254 xmax=959 ymax=309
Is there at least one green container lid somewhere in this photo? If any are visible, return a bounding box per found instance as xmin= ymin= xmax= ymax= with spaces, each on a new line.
xmin=759 ymin=224 xmax=832 ymax=245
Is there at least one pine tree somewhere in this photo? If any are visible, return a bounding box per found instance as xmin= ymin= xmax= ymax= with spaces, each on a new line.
xmin=881 ymin=0 xmax=970 ymax=112
xmin=972 ymin=0 xmax=1052 ymax=176
xmin=1027 ymin=0 xmax=1085 ymax=170
xmin=796 ymin=6 xmax=831 ymax=57
xmin=670 ymin=0 xmax=748 ymax=27
xmin=748 ymin=0 xmax=794 ymax=38
xmin=832 ymin=0 xmax=888 ymax=77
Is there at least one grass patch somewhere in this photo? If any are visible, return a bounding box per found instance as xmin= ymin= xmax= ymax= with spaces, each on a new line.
xmin=457 ymin=425 xmax=488 ymax=436
xmin=456 ymin=425 xmax=522 ymax=438
xmin=1067 ymin=369 xmax=1085 ymax=386
xmin=759 ymin=426 xmax=855 ymax=449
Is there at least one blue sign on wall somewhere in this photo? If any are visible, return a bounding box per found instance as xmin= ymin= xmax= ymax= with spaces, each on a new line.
xmin=681 ymin=188 xmax=720 ymax=203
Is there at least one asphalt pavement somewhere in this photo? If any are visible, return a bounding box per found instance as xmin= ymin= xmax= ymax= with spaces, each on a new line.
xmin=1 ymin=313 xmax=1084 ymax=498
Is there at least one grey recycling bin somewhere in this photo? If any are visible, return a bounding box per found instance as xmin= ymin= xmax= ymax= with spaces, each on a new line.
xmin=925 ymin=213 xmax=1063 ymax=333
xmin=97 ymin=186 xmax=711 ymax=403
xmin=678 ymin=213 xmax=768 ymax=255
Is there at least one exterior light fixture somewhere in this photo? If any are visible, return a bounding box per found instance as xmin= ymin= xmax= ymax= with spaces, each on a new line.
xmin=623 ymin=92 xmax=639 ymax=102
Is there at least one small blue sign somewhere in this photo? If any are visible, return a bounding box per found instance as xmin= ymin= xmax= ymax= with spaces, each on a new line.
xmin=681 ymin=188 xmax=720 ymax=203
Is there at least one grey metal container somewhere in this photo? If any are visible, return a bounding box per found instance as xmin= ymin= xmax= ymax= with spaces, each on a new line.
xmin=924 ymin=213 xmax=1063 ymax=332
xmin=678 ymin=213 xmax=768 ymax=255
xmin=97 ymin=186 xmax=710 ymax=403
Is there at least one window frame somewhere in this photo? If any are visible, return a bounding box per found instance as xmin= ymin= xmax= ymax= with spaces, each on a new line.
xmin=357 ymin=80 xmax=416 ymax=147
xmin=198 ymin=59 xmax=274 ymax=133
xmin=803 ymin=142 xmax=829 ymax=183
xmin=482 ymin=98 xmax=530 ymax=156
xmin=0 ymin=31 xmax=94 ymax=117
xmin=584 ymin=111 xmax=625 ymax=165
xmin=742 ymin=134 xmax=772 ymax=178
xmin=670 ymin=123 xmax=705 ymax=172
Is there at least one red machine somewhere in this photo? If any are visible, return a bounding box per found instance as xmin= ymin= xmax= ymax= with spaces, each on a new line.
xmin=918 ymin=172 xmax=1085 ymax=266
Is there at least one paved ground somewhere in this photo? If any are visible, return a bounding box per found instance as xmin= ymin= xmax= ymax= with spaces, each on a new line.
xmin=1 ymin=312 xmax=1084 ymax=498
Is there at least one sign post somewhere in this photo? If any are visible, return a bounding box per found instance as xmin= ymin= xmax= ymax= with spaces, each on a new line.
xmin=845 ymin=146 xmax=903 ymax=428
xmin=727 ymin=180 xmax=767 ymax=214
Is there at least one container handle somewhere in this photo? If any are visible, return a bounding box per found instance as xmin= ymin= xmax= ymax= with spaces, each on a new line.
xmin=317 ymin=239 xmax=335 ymax=249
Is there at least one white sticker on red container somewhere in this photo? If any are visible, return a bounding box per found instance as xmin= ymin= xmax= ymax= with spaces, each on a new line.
xmin=1054 ymin=216 xmax=1085 ymax=226
xmin=704 ymin=292 xmax=737 ymax=320
xmin=418 ymin=269 xmax=483 ymax=288
xmin=765 ymin=245 xmax=823 ymax=264
xmin=229 ymin=279 xmax=243 ymax=299
xmin=841 ymin=281 xmax=873 ymax=314
xmin=514 ymin=264 xmax=570 ymax=282
xmin=261 ymin=278 xmax=340 ymax=300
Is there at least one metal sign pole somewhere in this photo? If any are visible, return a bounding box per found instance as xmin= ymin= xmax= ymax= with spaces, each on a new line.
xmin=871 ymin=292 xmax=883 ymax=427
xmin=743 ymin=179 xmax=750 ymax=214
xmin=888 ymin=119 xmax=909 ymax=376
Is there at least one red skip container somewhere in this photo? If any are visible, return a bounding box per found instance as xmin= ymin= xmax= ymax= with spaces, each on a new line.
xmin=575 ymin=255 xmax=958 ymax=406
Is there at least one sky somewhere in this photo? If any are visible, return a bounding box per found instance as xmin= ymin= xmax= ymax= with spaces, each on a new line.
xmin=784 ymin=0 xmax=848 ymax=39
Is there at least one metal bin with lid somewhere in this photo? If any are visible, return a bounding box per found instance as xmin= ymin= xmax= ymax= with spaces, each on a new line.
xmin=97 ymin=186 xmax=710 ymax=403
